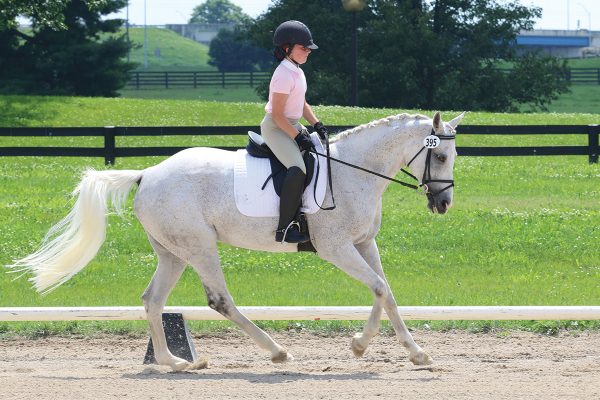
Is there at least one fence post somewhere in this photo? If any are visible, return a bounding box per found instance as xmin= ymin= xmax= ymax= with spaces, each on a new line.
xmin=193 ymin=72 xmax=197 ymax=88
xmin=250 ymin=71 xmax=254 ymax=87
xmin=104 ymin=126 xmax=116 ymax=165
xmin=588 ymin=125 xmax=599 ymax=164
xmin=135 ymin=72 xmax=140 ymax=89
xmin=165 ymin=72 xmax=169 ymax=89
xmin=222 ymin=71 xmax=225 ymax=88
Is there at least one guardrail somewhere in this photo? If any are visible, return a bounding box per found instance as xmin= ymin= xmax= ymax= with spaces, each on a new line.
xmin=0 ymin=124 xmax=599 ymax=165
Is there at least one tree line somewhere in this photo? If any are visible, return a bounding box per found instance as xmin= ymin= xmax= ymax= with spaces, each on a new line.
xmin=0 ymin=0 xmax=569 ymax=111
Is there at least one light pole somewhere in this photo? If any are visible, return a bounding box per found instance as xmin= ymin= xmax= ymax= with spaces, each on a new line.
xmin=578 ymin=3 xmax=592 ymax=45
xmin=126 ymin=1 xmax=130 ymax=63
xmin=144 ymin=0 xmax=148 ymax=69
xmin=342 ymin=0 xmax=366 ymax=107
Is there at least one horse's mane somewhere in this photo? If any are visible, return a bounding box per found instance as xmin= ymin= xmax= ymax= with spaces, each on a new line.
xmin=330 ymin=113 xmax=430 ymax=143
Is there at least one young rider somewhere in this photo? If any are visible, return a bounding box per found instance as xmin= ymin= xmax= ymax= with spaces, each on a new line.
xmin=261 ymin=20 xmax=329 ymax=244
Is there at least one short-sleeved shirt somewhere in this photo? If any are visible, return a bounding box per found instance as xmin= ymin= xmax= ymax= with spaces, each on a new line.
xmin=264 ymin=59 xmax=307 ymax=120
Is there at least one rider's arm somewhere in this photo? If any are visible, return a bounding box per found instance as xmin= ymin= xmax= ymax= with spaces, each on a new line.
xmin=270 ymin=92 xmax=302 ymax=139
xmin=303 ymin=101 xmax=319 ymax=126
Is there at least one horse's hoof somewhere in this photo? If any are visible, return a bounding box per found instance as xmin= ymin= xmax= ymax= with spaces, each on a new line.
xmin=171 ymin=359 xmax=191 ymax=371
xmin=409 ymin=350 xmax=433 ymax=366
xmin=351 ymin=334 xmax=368 ymax=357
xmin=271 ymin=349 xmax=293 ymax=363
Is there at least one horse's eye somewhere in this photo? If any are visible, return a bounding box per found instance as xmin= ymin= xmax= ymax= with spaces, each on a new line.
xmin=435 ymin=153 xmax=447 ymax=163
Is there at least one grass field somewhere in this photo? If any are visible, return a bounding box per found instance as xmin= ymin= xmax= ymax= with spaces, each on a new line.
xmin=0 ymin=95 xmax=599 ymax=337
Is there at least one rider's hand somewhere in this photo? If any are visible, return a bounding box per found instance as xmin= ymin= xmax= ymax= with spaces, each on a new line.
xmin=313 ymin=121 xmax=329 ymax=140
xmin=294 ymin=131 xmax=315 ymax=153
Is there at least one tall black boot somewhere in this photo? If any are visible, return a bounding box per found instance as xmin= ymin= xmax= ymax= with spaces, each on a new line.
xmin=275 ymin=166 xmax=310 ymax=243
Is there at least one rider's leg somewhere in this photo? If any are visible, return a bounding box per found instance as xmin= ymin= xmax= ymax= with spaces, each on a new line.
xmin=275 ymin=166 xmax=308 ymax=243
xmin=260 ymin=115 xmax=309 ymax=243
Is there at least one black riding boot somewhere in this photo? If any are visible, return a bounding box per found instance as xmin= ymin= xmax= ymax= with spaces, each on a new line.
xmin=275 ymin=166 xmax=310 ymax=243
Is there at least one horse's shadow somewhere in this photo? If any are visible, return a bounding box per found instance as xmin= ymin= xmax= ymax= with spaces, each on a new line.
xmin=122 ymin=370 xmax=382 ymax=383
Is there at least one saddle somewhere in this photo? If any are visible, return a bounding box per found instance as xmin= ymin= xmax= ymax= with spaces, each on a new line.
xmin=244 ymin=131 xmax=317 ymax=253
xmin=245 ymin=131 xmax=315 ymax=197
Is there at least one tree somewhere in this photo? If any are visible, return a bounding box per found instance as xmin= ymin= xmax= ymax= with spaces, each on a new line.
xmin=208 ymin=27 xmax=271 ymax=72
xmin=249 ymin=0 xmax=569 ymax=111
xmin=189 ymin=0 xmax=251 ymax=24
xmin=0 ymin=0 xmax=135 ymax=97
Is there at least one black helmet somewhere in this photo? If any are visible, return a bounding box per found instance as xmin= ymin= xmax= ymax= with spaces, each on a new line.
xmin=273 ymin=20 xmax=318 ymax=50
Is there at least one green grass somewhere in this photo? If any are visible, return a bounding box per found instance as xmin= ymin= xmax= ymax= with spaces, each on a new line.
xmin=0 ymin=95 xmax=599 ymax=336
xmin=119 ymin=86 xmax=263 ymax=102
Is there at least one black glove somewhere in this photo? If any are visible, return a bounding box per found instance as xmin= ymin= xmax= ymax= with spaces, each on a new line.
xmin=313 ymin=121 xmax=329 ymax=140
xmin=294 ymin=131 xmax=315 ymax=152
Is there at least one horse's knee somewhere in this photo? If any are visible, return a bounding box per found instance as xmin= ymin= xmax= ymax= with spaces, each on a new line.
xmin=373 ymin=279 xmax=389 ymax=300
xmin=204 ymin=285 xmax=231 ymax=317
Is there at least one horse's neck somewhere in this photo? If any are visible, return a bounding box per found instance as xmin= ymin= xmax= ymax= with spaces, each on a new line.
xmin=332 ymin=120 xmax=424 ymax=182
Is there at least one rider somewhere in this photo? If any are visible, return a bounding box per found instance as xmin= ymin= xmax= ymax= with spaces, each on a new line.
xmin=261 ymin=20 xmax=329 ymax=244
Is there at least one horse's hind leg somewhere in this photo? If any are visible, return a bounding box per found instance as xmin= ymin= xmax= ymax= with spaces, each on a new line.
xmin=141 ymin=236 xmax=189 ymax=371
xmin=356 ymin=239 xmax=432 ymax=365
xmin=189 ymin=245 xmax=293 ymax=363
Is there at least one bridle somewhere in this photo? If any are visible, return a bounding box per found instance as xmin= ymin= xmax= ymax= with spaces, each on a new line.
xmin=402 ymin=128 xmax=456 ymax=202
xmin=309 ymin=127 xmax=456 ymax=210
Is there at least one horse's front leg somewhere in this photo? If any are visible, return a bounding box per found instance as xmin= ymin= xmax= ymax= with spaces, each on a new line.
xmin=318 ymin=243 xmax=389 ymax=357
xmin=355 ymin=239 xmax=433 ymax=365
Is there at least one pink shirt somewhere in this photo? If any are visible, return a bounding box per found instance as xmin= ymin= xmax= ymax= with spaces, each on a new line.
xmin=264 ymin=59 xmax=307 ymax=120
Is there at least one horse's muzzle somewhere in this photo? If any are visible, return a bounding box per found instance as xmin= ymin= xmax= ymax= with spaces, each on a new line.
xmin=427 ymin=191 xmax=452 ymax=214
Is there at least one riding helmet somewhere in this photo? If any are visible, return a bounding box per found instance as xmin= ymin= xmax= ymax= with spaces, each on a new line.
xmin=273 ymin=20 xmax=318 ymax=50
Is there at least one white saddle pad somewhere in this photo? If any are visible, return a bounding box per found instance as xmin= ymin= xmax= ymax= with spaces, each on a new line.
xmin=234 ymin=132 xmax=328 ymax=217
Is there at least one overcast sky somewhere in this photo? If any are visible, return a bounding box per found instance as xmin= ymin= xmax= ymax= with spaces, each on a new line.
xmin=108 ymin=0 xmax=598 ymax=31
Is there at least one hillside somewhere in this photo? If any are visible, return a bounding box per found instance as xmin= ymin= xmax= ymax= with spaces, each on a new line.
xmin=125 ymin=27 xmax=215 ymax=71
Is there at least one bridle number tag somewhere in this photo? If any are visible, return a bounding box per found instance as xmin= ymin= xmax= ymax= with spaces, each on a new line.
xmin=423 ymin=135 xmax=440 ymax=149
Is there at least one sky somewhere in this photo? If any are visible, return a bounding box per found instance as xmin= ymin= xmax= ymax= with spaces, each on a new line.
xmin=108 ymin=0 xmax=599 ymax=31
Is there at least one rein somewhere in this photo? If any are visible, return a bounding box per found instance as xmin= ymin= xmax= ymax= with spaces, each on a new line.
xmin=310 ymin=128 xmax=456 ymax=209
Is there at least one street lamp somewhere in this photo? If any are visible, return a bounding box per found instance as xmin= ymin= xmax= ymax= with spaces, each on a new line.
xmin=144 ymin=0 xmax=148 ymax=69
xmin=578 ymin=3 xmax=592 ymax=45
xmin=342 ymin=0 xmax=366 ymax=107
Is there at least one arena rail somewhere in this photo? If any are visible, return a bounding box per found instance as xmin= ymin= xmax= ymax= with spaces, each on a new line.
xmin=1 ymin=124 xmax=599 ymax=164
xmin=1 ymin=306 xmax=600 ymax=321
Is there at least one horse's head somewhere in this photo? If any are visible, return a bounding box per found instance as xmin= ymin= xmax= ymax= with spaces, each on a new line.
xmin=407 ymin=112 xmax=464 ymax=215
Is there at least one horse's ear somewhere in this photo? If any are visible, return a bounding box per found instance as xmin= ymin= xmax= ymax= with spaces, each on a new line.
xmin=433 ymin=112 xmax=442 ymax=132
xmin=448 ymin=112 xmax=466 ymax=129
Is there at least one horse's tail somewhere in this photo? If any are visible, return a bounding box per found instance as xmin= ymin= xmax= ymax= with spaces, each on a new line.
xmin=8 ymin=168 xmax=143 ymax=294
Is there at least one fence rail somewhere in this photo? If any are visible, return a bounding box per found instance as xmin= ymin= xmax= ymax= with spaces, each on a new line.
xmin=0 ymin=124 xmax=599 ymax=164
xmin=126 ymin=71 xmax=270 ymax=89
xmin=2 ymin=306 xmax=600 ymax=321
xmin=125 ymin=68 xmax=600 ymax=89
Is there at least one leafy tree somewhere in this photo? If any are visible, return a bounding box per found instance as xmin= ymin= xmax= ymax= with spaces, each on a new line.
xmin=0 ymin=0 xmax=135 ymax=97
xmin=189 ymin=0 xmax=251 ymax=24
xmin=208 ymin=27 xmax=271 ymax=72
xmin=249 ymin=0 xmax=569 ymax=111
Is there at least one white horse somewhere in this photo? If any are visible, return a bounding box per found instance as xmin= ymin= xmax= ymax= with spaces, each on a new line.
xmin=10 ymin=111 xmax=464 ymax=371
xmin=581 ymin=46 xmax=600 ymax=58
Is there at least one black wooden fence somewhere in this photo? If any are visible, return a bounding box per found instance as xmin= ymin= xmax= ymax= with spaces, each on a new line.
xmin=126 ymin=71 xmax=270 ymax=89
xmin=125 ymin=68 xmax=600 ymax=89
xmin=1 ymin=124 xmax=599 ymax=165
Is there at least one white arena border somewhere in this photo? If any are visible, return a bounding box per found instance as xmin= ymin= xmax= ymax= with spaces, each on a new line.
xmin=1 ymin=306 xmax=599 ymax=322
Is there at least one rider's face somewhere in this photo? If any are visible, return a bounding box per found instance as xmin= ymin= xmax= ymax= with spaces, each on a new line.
xmin=289 ymin=44 xmax=311 ymax=64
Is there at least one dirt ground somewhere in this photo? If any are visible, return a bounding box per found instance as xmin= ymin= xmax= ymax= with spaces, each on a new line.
xmin=1 ymin=329 xmax=599 ymax=399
